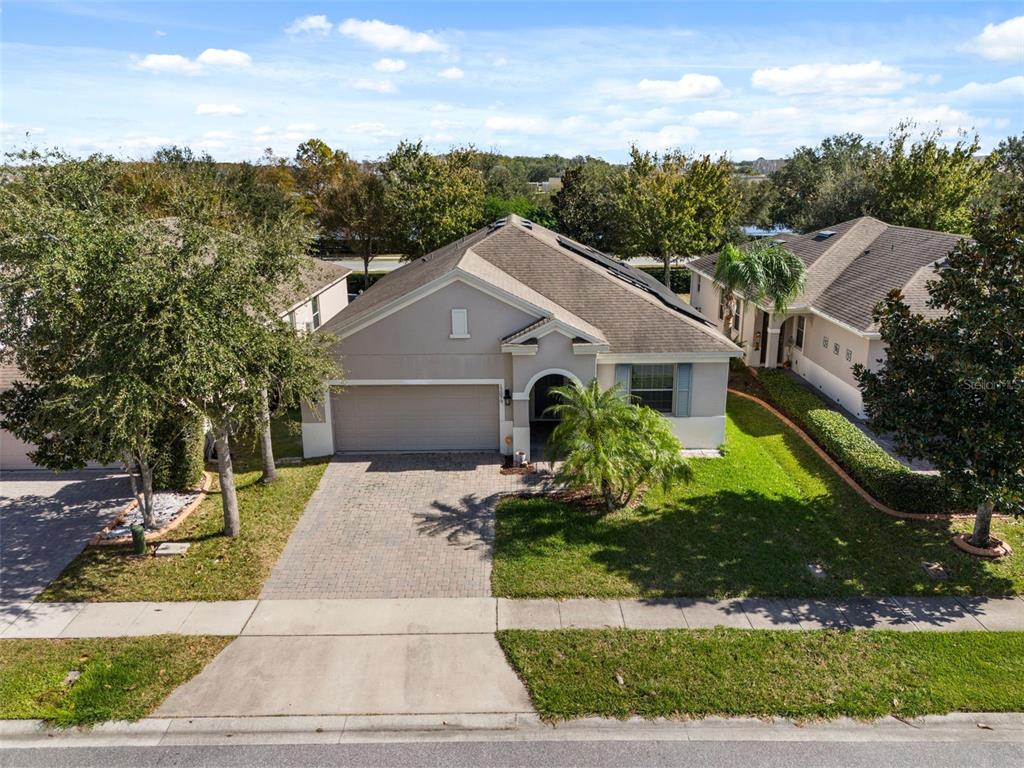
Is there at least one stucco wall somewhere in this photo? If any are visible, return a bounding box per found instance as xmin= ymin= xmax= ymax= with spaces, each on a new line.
xmin=790 ymin=314 xmax=873 ymax=416
xmin=286 ymin=278 xmax=349 ymax=331
xmin=338 ymin=281 xmax=535 ymax=382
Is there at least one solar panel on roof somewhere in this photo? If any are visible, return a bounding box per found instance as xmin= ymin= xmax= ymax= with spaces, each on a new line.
xmin=555 ymin=236 xmax=711 ymax=326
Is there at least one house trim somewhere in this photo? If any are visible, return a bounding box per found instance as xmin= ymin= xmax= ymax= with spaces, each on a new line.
xmin=597 ymin=351 xmax=740 ymax=363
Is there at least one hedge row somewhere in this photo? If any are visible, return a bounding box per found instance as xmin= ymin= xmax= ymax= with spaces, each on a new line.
xmin=153 ymin=415 xmax=206 ymax=492
xmin=756 ymin=369 xmax=952 ymax=515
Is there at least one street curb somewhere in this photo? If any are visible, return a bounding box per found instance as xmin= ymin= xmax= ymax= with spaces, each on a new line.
xmin=3 ymin=712 xmax=1024 ymax=749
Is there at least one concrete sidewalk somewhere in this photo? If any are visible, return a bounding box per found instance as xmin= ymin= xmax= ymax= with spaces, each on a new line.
xmin=3 ymin=595 xmax=1023 ymax=638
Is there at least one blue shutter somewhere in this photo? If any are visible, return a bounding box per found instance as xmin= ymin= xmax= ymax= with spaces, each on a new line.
xmin=674 ymin=363 xmax=691 ymax=417
xmin=614 ymin=364 xmax=631 ymax=399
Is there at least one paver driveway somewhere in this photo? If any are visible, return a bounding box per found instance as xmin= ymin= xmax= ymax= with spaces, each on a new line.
xmin=0 ymin=470 xmax=131 ymax=601
xmin=262 ymin=453 xmax=549 ymax=599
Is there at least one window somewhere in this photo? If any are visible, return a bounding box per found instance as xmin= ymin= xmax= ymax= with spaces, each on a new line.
xmin=822 ymin=335 xmax=829 ymax=348
xmin=845 ymin=348 xmax=853 ymax=362
xmin=795 ymin=316 xmax=805 ymax=349
xmin=311 ymin=295 xmax=321 ymax=329
xmin=629 ymin=364 xmax=674 ymax=413
xmin=833 ymin=342 xmax=840 ymax=355
xmin=450 ymin=308 xmax=469 ymax=338
xmin=718 ymin=293 xmax=725 ymax=320
xmin=697 ymin=275 xmax=701 ymax=292
xmin=288 ymin=310 xmax=296 ymax=330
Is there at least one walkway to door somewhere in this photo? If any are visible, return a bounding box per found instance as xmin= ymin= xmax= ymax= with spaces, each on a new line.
xmin=261 ymin=453 xmax=552 ymax=600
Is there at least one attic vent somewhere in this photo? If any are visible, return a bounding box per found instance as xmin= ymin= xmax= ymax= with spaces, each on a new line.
xmin=520 ymin=219 xmax=533 ymax=229
xmin=489 ymin=218 xmax=507 ymax=231
xmin=814 ymin=230 xmax=837 ymax=241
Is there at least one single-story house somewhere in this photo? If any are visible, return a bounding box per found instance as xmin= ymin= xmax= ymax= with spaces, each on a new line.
xmin=303 ymin=215 xmax=741 ymax=460
xmin=0 ymin=256 xmax=350 ymax=471
xmin=687 ymin=216 xmax=962 ymax=418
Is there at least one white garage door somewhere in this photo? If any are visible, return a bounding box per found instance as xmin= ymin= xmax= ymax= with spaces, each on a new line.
xmin=332 ymin=385 xmax=499 ymax=453
xmin=1 ymin=429 xmax=38 ymax=471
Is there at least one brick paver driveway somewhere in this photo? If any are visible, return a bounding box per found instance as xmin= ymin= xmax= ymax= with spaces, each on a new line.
xmin=0 ymin=470 xmax=131 ymax=601
xmin=262 ymin=453 xmax=549 ymax=599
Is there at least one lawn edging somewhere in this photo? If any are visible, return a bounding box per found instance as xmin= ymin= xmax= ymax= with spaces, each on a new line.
xmin=728 ymin=387 xmax=952 ymax=523
xmin=89 ymin=470 xmax=214 ymax=547
xmin=754 ymin=369 xmax=952 ymax=515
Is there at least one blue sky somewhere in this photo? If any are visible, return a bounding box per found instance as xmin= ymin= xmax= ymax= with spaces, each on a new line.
xmin=2 ymin=2 xmax=1021 ymax=162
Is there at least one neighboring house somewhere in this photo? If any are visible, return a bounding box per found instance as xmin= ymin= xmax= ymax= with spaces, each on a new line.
xmin=688 ymin=217 xmax=962 ymax=418
xmin=302 ymin=215 xmax=741 ymax=460
xmin=277 ymin=256 xmax=351 ymax=332
xmin=0 ymin=256 xmax=350 ymax=471
xmin=528 ymin=176 xmax=563 ymax=195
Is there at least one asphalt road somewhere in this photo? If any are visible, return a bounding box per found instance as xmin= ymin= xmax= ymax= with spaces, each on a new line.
xmin=5 ymin=740 xmax=1024 ymax=768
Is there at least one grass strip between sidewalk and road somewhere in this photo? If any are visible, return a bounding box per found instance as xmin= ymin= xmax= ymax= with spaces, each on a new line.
xmin=491 ymin=394 xmax=1023 ymax=598
xmin=0 ymin=636 xmax=230 ymax=727
xmin=38 ymin=460 xmax=328 ymax=602
xmin=497 ymin=628 xmax=1024 ymax=721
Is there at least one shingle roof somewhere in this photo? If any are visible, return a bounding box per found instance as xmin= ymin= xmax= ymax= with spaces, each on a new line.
xmin=321 ymin=216 xmax=738 ymax=355
xmin=689 ymin=217 xmax=964 ymax=333
xmin=274 ymin=256 xmax=352 ymax=316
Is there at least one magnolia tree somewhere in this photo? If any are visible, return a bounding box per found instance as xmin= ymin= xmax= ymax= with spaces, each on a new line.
xmin=854 ymin=190 xmax=1024 ymax=548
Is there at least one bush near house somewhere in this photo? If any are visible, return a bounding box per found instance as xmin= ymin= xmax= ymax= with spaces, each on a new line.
xmin=757 ymin=369 xmax=951 ymax=514
xmin=152 ymin=415 xmax=206 ymax=492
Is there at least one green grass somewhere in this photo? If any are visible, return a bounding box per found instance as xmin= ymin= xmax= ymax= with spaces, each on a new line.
xmin=498 ymin=629 xmax=1024 ymax=721
xmin=0 ymin=636 xmax=229 ymax=726
xmin=492 ymin=394 xmax=1023 ymax=598
xmin=38 ymin=460 xmax=328 ymax=602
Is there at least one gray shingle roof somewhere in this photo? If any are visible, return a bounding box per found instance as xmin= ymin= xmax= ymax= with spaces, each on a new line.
xmin=321 ymin=216 xmax=738 ymax=355
xmin=274 ymin=256 xmax=352 ymax=315
xmin=689 ymin=217 xmax=964 ymax=333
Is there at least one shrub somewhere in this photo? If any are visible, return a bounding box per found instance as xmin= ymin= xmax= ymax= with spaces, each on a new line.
xmin=757 ymin=369 xmax=952 ymax=514
xmin=152 ymin=415 xmax=206 ymax=491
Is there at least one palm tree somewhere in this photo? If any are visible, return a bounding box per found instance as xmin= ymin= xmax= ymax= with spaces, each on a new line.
xmin=544 ymin=379 xmax=692 ymax=511
xmin=713 ymin=240 xmax=806 ymax=341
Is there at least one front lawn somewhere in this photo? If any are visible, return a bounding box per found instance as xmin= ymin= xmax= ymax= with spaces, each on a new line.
xmin=38 ymin=460 xmax=327 ymax=602
xmin=498 ymin=629 xmax=1024 ymax=721
xmin=492 ymin=394 xmax=1022 ymax=598
xmin=0 ymin=636 xmax=229 ymax=726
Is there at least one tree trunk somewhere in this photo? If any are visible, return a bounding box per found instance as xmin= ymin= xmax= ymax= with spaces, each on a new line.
xmin=124 ymin=454 xmax=147 ymax=526
xmin=972 ymin=499 xmax=994 ymax=549
xmin=139 ymin=459 xmax=157 ymax=529
xmin=258 ymin=389 xmax=277 ymax=485
xmin=722 ymin=289 xmax=735 ymax=341
xmin=662 ymin=255 xmax=672 ymax=289
xmin=214 ymin=421 xmax=241 ymax=537
xmin=363 ymin=255 xmax=371 ymax=290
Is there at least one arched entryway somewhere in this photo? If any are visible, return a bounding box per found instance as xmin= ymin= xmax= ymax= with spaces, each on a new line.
xmin=528 ymin=373 xmax=567 ymax=458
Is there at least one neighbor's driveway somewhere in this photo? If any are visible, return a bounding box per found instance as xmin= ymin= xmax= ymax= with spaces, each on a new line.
xmin=262 ymin=453 xmax=549 ymax=599
xmin=0 ymin=471 xmax=132 ymax=601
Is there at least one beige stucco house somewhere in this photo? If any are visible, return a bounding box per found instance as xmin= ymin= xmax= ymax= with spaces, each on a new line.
xmin=0 ymin=256 xmax=351 ymax=472
xmin=303 ymin=215 xmax=741 ymax=460
xmin=688 ymin=217 xmax=961 ymax=418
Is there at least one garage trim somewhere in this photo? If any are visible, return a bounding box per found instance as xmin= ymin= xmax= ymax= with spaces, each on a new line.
xmin=327 ymin=379 xmax=506 ymax=453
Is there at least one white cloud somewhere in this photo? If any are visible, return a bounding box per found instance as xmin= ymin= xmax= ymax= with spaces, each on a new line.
xmin=338 ymin=19 xmax=447 ymax=53
xmin=485 ymin=115 xmax=547 ymax=133
xmin=431 ymin=103 xmax=455 ymax=112
xmin=948 ymin=75 xmax=1024 ymax=101
xmin=751 ymin=61 xmax=918 ymax=96
xmin=253 ymin=126 xmax=273 ymax=136
xmin=135 ymin=53 xmax=201 ymax=75
xmin=633 ymin=73 xmax=724 ymax=101
xmin=351 ymin=78 xmax=397 ymax=94
xmin=286 ymin=122 xmax=319 ymax=132
xmin=135 ymin=48 xmax=251 ymax=75
xmin=690 ymin=110 xmax=740 ymax=127
xmin=154 ymin=30 xmax=166 ymax=38
xmin=203 ymin=130 xmax=234 ymax=140
xmin=348 ymin=122 xmax=399 ymax=137
xmin=493 ymin=56 xmax=508 ymax=67
xmin=960 ymin=16 xmax=1024 ymax=62
xmin=195 ymin=48 xmax=252 ymax=68
xmin=439 ymin=66 xmax=464 ymax=80
xmin=286 ymin=14 xmax=333 ymax=36
xmin=195 ymin=103 xmax=244 ymax=116
xmin=630 ymin=124 xmax=702 ymax=151
xmin=374 ymin=58 xmax=406 ymax=72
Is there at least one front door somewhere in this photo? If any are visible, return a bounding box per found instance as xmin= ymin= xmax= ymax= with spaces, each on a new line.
xmin=532 ymin=375 xmax=566 ymax=420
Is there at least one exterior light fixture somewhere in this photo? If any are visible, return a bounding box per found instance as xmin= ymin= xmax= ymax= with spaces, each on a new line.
xmin=504 ymin=388 xmax=512 ymax=406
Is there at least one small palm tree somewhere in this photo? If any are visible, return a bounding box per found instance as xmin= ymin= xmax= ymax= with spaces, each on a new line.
xmin=713 ymin=240 xmax=806 ymax=340
xmin=544 ymin=379 xmax=692 ymax=511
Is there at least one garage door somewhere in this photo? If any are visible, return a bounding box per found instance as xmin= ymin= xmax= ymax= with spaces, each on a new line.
xmin=332 ymin=385 xmax=499 ymax=453
xmin=1 ymin=429 xmax=38 ymax=471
